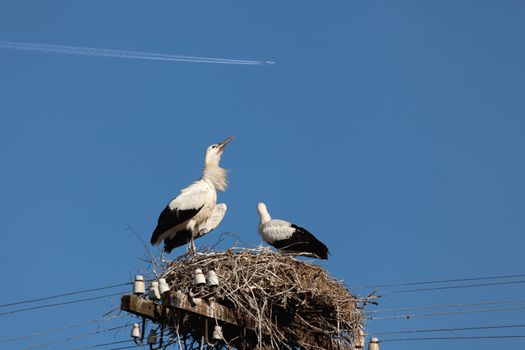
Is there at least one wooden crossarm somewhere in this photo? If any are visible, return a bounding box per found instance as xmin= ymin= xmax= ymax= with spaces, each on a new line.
xmin=120 ymin=294 xmax=163 ymax=321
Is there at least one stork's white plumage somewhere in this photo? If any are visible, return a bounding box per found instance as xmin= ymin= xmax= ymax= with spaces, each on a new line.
xmin=150 ymin=136 xmax=235 ymax=253
xmin=257 ymin=203 xmax=329 ymax=259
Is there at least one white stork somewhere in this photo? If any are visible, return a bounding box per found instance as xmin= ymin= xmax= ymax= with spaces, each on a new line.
xmin=257 ymin=203 xmax=329 ymax=259
xmin=150 ymin=135 xmax=235 ymax=253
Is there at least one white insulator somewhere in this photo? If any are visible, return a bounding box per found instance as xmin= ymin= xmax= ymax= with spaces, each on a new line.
xmin=368 ymin=337 xmax=380 ymax=350
xmin=131 ymin=323 xmax=141 ymax=339
xmin=206 ymin=270 xmax=219 ymax=287
xmin=194 ymin=269 xmax=206 ymax=286
xmin=149 ymin=281 xmax=161 ymax=300
xmin=147 ymin=329 xmax=158 ymax=344
xmin=133 ymin=275 xmax=145 ymax=295
xmin=212 ymin=325 xmax=223 ymax=341
xmin=158 ymin=278 xmax=170 ymax=295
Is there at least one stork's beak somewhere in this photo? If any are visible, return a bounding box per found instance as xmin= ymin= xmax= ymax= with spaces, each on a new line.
xmin=217 ymin=135 xmax=235 ymax=151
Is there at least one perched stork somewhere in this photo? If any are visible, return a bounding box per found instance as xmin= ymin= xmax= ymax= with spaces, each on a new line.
xmin=257 ymin=203 xmax=329 ymax=259
xmin=150 ymin=136 xmax=235 ymax=253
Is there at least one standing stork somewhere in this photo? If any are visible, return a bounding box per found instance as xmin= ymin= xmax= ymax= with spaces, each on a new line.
xmin=150 ymin=135 xmax=235 ymax=253
xmin=257 ymin=202 xmax=329 ymax=259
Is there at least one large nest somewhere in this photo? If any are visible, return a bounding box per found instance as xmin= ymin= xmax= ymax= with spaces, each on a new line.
xmin=154 ymin=247 xmax=363 ymax=349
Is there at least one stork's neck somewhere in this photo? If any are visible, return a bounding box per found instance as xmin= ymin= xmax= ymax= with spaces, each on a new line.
xmin=257 ymin=206 xmax=272 ymax=224
xmin=201 ymin=164 xmax=228 ymax=192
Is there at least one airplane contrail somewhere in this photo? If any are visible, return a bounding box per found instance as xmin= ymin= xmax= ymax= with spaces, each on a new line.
xmin=0 ymin=40 xmax=269 ymax=65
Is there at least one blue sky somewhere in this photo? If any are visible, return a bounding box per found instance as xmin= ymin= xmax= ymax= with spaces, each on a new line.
xmin=0 ymin=1 xmax=524 ymax=349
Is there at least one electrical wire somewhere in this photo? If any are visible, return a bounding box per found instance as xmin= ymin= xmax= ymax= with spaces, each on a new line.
xmin=20 ymin=324 xmax=129 ymax=350
xmin=0 ymin=315 xmax=123 ymax=344
xmin=0 ymin=282 xmax=132 ymax=307
xmin=381 ymin=335 xmax=525 ymax=342
xmin=373 ymin=323 xmax=525 ymax=335
xmin=368 ymin=305 xmax=525 ymax=320
xmin=380 ymin=279 xmax=525 ymax=296
xmin=107 ymin=346 xmax=144 ymax=350
xmin=0 ymin=292 xmax=126 ymax=317
xmin=367 ymin=298 xmax=525 ymax=314
xmin=353 ymin=273 xmax=525 ymax=290
xmin=70 ymin=340 xmax=132 ymax=350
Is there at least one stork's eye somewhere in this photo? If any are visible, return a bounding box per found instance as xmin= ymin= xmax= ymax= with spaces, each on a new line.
xmin=211 ymin=145 xmax=217 ymax=149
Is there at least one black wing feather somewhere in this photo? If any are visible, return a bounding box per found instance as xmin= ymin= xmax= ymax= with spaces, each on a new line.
xmin=272 ymin=224 xmax=329 ymax=259
xmin=163 ymin=230 xmax=193 ymax=253
xmin=150 ymin=205 xmax=203 ymax=245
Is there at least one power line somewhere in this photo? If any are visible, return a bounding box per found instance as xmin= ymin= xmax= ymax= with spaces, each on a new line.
xmin=0 ymin=292 xmax=126 ymax=317
xmin=107 ymin=343 xmax=171 ymax=350
xmin=381 ymin=279 xmax=525 ymax=296
xmin=107 ymin=346 xmax=144 ymax=350
xmin=106 ymin=338 xmax=177 ymax=350
xmin=0 ymin=282 xmax=132 ymax=307
xmin=374 ymin=323 xmax=525 ymax=336
xmin=381 ymin=335 xmax=525 ymax=342
xmin=367 ymin=298 xmax=525 ymax=314
xmin=71 ymin=340 xmax=132 ymax=350
xmin=0 ymin=315 xmax=123 ymax=344
xmin=353 ymin=273 xmax=525 ymax=290
xmin=368 ymin=305 xmax=525 ymax=320
xmin=21 ymin=324 xmax=129 ymax=350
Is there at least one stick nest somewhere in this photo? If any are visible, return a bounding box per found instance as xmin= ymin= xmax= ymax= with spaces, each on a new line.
xmin=157 ymin=247 xmax=363 ymax=349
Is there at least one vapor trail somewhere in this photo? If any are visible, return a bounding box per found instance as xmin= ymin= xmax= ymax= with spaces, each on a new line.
xmin=0 ymin=40 xmax=266 ymax=65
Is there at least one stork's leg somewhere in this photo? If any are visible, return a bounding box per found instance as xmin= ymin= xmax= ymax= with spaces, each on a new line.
xmin=188 ymin=236 xmax=197 ymax=254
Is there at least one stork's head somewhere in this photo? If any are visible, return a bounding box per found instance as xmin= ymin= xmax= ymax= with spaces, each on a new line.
xmin=257 ymin=202 xmax=272 ymax=223
xmin=204 ymin=135 xmax=235 ymax=166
